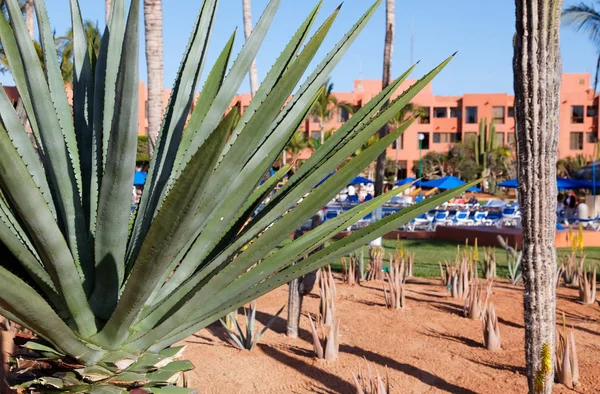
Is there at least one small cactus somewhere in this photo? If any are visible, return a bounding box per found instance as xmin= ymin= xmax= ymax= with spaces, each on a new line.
xmin=481 ymin=247 xmax=496 ymax=279
xmin=309 ymin=265 xmax=339 ymax=362
xmin=555 ymin=319 xmax=580 ymax=389
xmin=220 ymin=301 xmax=284 ymax=352
xmin=352 ymin=361 xmax=390 ymax=394
xmin=383 ymin=253 xmax=406 ymax=310
xmin=367 ymin=246 xmax=385 ymax=281
xmin=465 ymin=279 xmax=493 ymax=320
xmin=559 ymin=251 xmax=584 ymax=288
xmin=482 ymin=302 xmax=501 ymax=351
xmin=578 ymin=265 xmax=597 ymax=305
xmin=342 ymin=255 xmax=361 ymax=286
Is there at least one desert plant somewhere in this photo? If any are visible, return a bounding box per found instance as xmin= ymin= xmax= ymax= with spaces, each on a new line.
xmin=0 ymin=0 xmax=471 ymax=390
xmin=481 ymin=247 xmax=496 ymax=279
xmin=464 ymin=279 xmax=492 ymax=320
xmin=367 ymin=246 xmax=385 ymax=281
xmin=482 ymin=302 xmax=501 ymax=351
xmin=352 ymin=361 xmax=389 ymax=394
xmin=578 ymin=265 xmax=597 ymax=305
xmin=318 ymin=265 xmax=337 ymax=325
xmin=443 ymin=248 xmax=473 ymax=299
xmin=307 ymin=313 xmax=340 ymax=362
xmin=342 ymin=255 xmax=361 ymax=286
xmin=220 ymin=301 xmax=284 ymax=351
xmin=497 ymin=236 xmax=523 ymax=285
xmin=400 ymin=249 xmax=415 ymax=278
xmin=560 ymin=251 xmax=584 ymax=287
xmin=383 ymin=252 xmax=406 ymax=310
xmin=555 ymin=319 xmax=580 ymax=389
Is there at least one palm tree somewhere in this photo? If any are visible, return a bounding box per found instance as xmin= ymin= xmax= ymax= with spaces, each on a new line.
xmin=56 ymin=21 xmax=102 ymax=83
xmin=242 ymin=0 xmax=259 ymax=96
xmin=25 ymin=0 xmax=33 ymax=39
xmin=309 ymin=81 xmax=354 ymax=146
xmin=106 ymin=0 xmax=111 ymax=23
xmin=563 ymin=2 xmax=600 ymax=93
xmin=374 ymin=0 xmax=394 ymax=196
xmin=557 ymin=154 xmax=588 ymax=177
xmin=514 ymin=0 xmax=563 ymax=392
xmin=144 ymin=0 xmax=164 ymax=158
xmin=284 ymin=130 xmax=315 ymax=169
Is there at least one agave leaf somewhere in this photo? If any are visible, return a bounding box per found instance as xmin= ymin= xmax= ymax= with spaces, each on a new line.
xmin=95 ymin=108 xmax=238 ymax=348
xmin=90 ymin=0 xmax=140 ymax=320
xmin=0 ymin=264 xmax=101 ymax=363
xmin=173 ymin=0 xmax=280 ymax=181
xmin=0 ymin=12 xmax=42 ymax=153
xmin=0 ymin=123 xmax=96 ymax=337
xmin=126 ymin=0 xmax=220 ymax=268
xmin=150 ymin=182 xmax=478 ymax=351
xmin=69 ymin=0 xmax=96 ymax=227
xmin=5 ymin=0 xmax=92 ymax=290
xmin=151 ymin=6 xmax=340 ymax=299
xmin=0 ymin=85 xmax=55 ymax=217
xmin=219 ymin=317 xmax=245 ymax=350
xmin=251 ymin=304 xmax=285 ymax=351
xmin=125 ymin=122 xmax=411 ymax=350
xmin=24 ymin=341 xmax=65 ymax=356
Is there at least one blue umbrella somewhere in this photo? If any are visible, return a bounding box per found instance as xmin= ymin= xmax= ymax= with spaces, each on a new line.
xmin=395 ymin=177 xmax=416 ymax=186
xmin=419 ymin=176 xmax=466 ymax=190
xmin=349 ymin=176 xmax=374 ymax=185
xmin=498 ymin=178 xmax=518 ymax=188
xmin=467 ymin=186 xmax=482 ymax=193
xmin=134 ymin=171 xmax=147 ymax=186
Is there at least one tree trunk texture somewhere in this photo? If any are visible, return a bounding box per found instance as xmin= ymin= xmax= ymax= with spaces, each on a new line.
xmin=375 ymin=0 xmax=394 ymax=196
xmin=287 ymin=218 xmax=320 ymax=338
xmin=242 ymin=0 xmax=259 ymax=97
xmin=25 ymin=0 xmax=34 ymax=39
xmin=144 ymin=0 xmax=164 ymax=158
xmin=106 ymin=0 xmax=112 ymax=24
xmin=513 ymin=1 xmax=562 ymax=393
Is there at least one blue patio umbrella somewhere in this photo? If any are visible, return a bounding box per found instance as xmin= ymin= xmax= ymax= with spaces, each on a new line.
xmin=394 ymin=177 xmax=416 ymax=186
xmin=419 ymin=176 xmax=467 ymax=190
xmin=134 ymin=171 xmax=147 ymax=186
xmin=498 ymin=178 xmax=518 ymax=188
xmin=467 ymin=186 xmax=482 ymax=193
xmin=349 ymin=176 xmax=374 ymax=185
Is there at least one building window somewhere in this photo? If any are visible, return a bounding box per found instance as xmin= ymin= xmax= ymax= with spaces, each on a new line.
xmin=418 ymin=132 xmax=430 ymax=150
xmin=465 ymin=106 xmax=478 ymax=124
xmin=433 ymin=132 xmax=459 ymax=143
xmin=418 ymin=107 xmax=430 ymax=124
xmin=587 ymin=132 xmax=598 ymax=143
xmin=587 ymin=106 xmax=598 ymax=117
xmin=392 ymin=134 xmax=404 ymax=150
xmin=450 ymin=107 xmax=462 ymax=118
xmin=507 ymin=133 xmax=515 ymax=146
xmin=508 ymin=106 xmax=514 ymax=117
xmin=496 ymin=132 xmax=505 ymax=146
xmin=338 ymin=107 xmax=350 ymax=123
xmin=571 ymin=106 xmax=584 ymax=123
xmin=433 ymin=107 xmax=447 ymax=118
xmin=492 ymin=106 xmax=505 ymax=124
xmin=312 ymin=114 xmax=319 ymax=122
xmin=570 ymin=132 xmax=583 ymax=150
xmin=397 ymin=160 xmax=408 ymax=179
xmin=464 ymin=132 xmax=477 ymax=142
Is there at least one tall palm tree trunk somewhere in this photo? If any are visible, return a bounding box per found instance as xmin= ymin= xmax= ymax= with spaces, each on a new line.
xmin=25 ymin=0 xmax=34 ymax=39
xmin=144 ymin=0 xmax=164 ymax=158
xmin=242 ymin=0 xmax=259 ymax=97
xmin=375 ymin=0 xmax=394 ymax=196
xmin=106 ymin=0 xmax=112 ymax=24
xmin=514 ymin=1 xmax=562 ymax=392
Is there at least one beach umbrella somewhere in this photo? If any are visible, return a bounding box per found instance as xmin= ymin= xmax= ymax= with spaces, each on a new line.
xmin=498 ymin=178 xmax=518 ymax=188
xmin=419 ymin=176 xmax=466 ymax=190
xmin=134 ymin=171 xmax=147 ymax=186
xmin=349 ymin=176 xmax=374 ymax=185
xmin=394 ymin=177 xmax=416 ymax=186
xmin=467 ymin=186 xmax=482 ymax=193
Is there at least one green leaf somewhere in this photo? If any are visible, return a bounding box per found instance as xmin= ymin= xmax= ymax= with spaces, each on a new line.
xmin=5 ymin=0 xmax=92 ymax=290
xmin=126 ymin=0 xmax=220 ymax=269
xmin=0 ymin=123 xmax=97 ymax=338
xmin=95 ymin=108 xmax=238 ymax=349
xmin=90 ymin=0 xmax=140 ymax=320
xmin=24 ymin=341 xmax=65 ymax=356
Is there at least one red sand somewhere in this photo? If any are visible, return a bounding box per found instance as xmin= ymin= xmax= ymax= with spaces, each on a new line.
xmin=182 ymin=277 xmax=600 ymax=393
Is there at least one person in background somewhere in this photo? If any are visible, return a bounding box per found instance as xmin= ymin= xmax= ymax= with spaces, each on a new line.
xmin=347 ymin=184 xmax=356 ymax=197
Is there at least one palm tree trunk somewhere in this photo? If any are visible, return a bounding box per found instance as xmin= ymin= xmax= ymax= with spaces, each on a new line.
xmin=106 ymin=0 xmax=112 ymax=24
xmin=375 ymin=0 xmax=394 ymax=196
xmin=242 ymin=0 xmax=259 ymax=97
xmin=25 ymin=0 xmax=34 ymax=39
xmin=144 ymin=0 xmax=164 ymax=158
xmin=594 ymin=53 xmax=600 ymax=94
xmin=514 ymin=1 xmax=562 ymax=392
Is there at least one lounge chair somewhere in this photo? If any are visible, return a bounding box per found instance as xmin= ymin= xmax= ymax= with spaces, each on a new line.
xmin=453 ymin=210 xmax=473 ymax=226
xmin=472 ymin=211 xmax=493 ymax=226
xmin=431 ymin=211 xmax=452 ymax=230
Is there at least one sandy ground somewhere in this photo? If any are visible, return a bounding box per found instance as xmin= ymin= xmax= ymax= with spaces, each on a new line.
xmin=182 ymin=276 xmax=600 ymax=393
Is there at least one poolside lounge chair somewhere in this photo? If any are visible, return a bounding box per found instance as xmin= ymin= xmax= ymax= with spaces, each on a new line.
xmin=453 ymin=210 xmax=473 ymax=226
xmin=405 ymin=214 xmax=433 ymax=231
xmin=496 ymin=206 xmax=521 ymax=228
xmin=472 ymin=211 xmax=493 ymax=226
xmin=431 ymin=211 xmax=452 ymax=230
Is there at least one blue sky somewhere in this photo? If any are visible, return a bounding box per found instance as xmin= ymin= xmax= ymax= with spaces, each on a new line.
xmin=2 ymin=0 xmax=598 ymax=96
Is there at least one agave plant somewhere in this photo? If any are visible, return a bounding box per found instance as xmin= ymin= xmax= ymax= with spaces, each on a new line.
xmin=0 ymin=0 xmax=472 ymax=391
xmin=219 ymin=301 xmax=284 ymax=352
